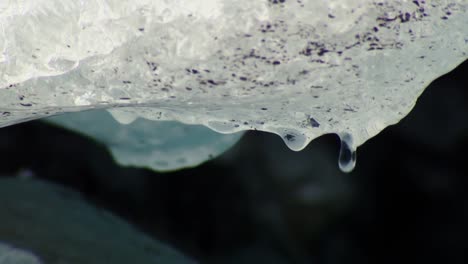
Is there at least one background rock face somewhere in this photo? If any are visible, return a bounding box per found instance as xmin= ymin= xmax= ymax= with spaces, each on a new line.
xmin=0 ymin=178 xmax=194 ymax=264
xmin=0 ymin=60 xmax=467 ymax=263
xmin=0 ymin=243 xmax=41 ymax=264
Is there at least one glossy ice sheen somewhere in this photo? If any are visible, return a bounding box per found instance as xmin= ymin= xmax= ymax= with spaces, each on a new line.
xmin=1 ymin=0 xmax=467 ymax=151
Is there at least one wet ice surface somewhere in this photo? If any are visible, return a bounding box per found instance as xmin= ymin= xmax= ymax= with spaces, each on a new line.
xmin=1 ymin=0 xmax=467 ymax=155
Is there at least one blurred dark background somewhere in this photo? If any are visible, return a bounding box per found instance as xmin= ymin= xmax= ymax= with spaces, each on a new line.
xmin=0 ymin=59 xmax=467 ymax=264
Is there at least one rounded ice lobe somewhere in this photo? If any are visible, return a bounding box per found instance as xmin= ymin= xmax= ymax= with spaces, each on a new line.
xmin=1 ymin=0 xmax=467 ymax=152
xmin=46 ymin=110 xmax=244 ymax=172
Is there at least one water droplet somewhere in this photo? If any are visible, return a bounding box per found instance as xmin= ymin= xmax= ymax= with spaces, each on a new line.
xmin=338 ymin=133 xmax=356 ymax=173
xmin=280 ymin=130 xmax=307 ymax=151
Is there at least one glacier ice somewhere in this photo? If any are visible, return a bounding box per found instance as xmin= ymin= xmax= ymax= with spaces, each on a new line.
xmin=0 ymin=177 xmax=194 ymax=264
xmin=46 ymin=110 xmax=243 ymax=171
xmin=1 ymin=0 xmax=467 ymax=159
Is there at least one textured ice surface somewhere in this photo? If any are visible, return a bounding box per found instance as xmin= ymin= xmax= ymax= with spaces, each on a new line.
xmin=0 ymin=0 xmax=467 ymax=150
xmin=0 ymin=177 xmax=194 ymax=264
xmin=46 ymin=110 xmax=243 ymax=171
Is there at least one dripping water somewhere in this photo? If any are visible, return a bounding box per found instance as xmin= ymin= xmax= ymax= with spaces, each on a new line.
xmin=338 ymin=133 xmax=357 ymax=173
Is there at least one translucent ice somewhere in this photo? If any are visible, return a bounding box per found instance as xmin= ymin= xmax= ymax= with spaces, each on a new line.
xmin=1 ymin=0 xmax=467 ymax=155
xmin=46 ymin=110 xmax=243 ymax=171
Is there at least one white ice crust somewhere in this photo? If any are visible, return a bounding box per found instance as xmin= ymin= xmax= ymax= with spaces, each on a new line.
xmin=1 ymin=0 xmax=467 ymax=150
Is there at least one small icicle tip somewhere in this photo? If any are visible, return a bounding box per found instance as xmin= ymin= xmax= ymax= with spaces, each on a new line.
xmin=338 ymin=133 xmax=357 ymax=173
